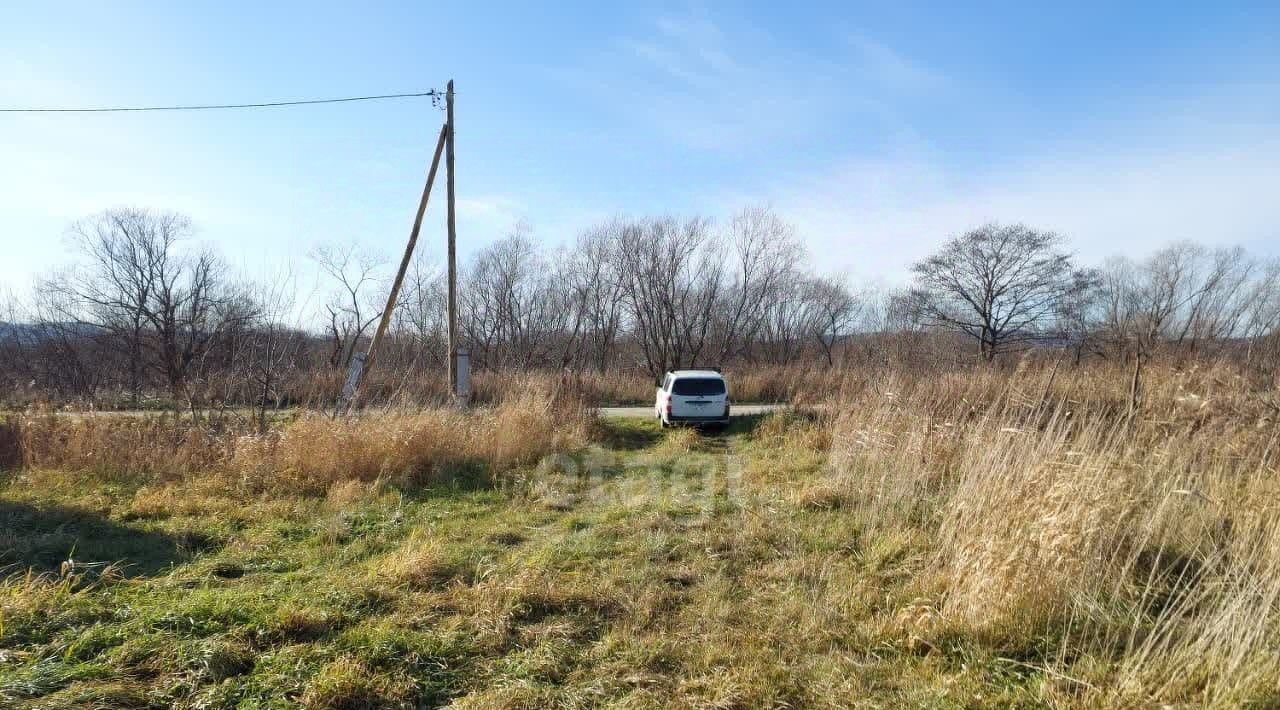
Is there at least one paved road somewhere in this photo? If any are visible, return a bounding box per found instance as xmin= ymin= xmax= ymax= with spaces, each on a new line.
xmin=597 ymin=403 xmax=786 ymax=418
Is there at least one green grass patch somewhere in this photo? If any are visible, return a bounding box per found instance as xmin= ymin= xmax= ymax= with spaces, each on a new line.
xmin=1 ymin=412 xmax=1063 ymax=707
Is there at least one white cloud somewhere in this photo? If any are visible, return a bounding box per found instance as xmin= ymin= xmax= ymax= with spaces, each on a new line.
xmin=845 ymin=34 xmax=943 ymax=92
xmin=574 ymin=14 xmax=951 ymax=157
xmin=765 ymin=134 xmax=1280 ymax=283
xmin=457 ymin=194 xmax=522 ymax=219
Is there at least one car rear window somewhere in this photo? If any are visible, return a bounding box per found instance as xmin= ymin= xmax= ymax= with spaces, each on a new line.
xmin=671 ymin=378 xmax=726 ymax=396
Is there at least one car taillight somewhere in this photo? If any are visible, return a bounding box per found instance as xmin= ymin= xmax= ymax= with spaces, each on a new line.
xmin=665 ymin=400 xmax=672 ymax=414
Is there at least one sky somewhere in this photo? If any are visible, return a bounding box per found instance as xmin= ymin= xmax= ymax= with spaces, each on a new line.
xmin=2 ymin=1 xmax=1278 ymax=306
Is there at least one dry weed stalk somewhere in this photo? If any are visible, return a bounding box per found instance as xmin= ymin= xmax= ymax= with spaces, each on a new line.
xmin=823 ymin=359 xmax=1280 ymax=704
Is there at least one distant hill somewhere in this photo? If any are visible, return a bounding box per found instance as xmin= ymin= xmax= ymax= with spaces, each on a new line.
xmin=0 ymin=321 xmax=39 ymax=340
xmin=0 ymin=321 xmax=103 ymax=342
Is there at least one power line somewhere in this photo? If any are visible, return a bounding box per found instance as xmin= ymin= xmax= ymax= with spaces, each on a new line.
xmin=0 ymin=90 xmax=444 ymax=113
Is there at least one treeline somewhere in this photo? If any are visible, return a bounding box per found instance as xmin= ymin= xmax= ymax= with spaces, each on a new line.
xmin=906 ymin=223 xmax=1280 ymax=365
xmin=3 ymin=207 xmax=1279 ymax=411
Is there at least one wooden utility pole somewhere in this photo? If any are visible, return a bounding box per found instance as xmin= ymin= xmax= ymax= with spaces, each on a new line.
xmin=335 ymin=123 xmax=448 ymax=415
xmin=445 ymin=79 xmax=459 ymax=400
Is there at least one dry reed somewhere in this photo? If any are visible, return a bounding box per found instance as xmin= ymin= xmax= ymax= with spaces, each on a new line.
xmin=7 ymin=388 xmax=589 ymax=496
xmin=821 ymin=358 xmax=1280 ymax=705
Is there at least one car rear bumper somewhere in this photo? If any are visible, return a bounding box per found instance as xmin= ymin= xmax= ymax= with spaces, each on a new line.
xmin=667 ymin=414 xmax=730 ymax=424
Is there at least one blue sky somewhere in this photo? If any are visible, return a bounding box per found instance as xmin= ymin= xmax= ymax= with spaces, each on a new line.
xmin=2 ymin=1 xmax=1278 ymax=303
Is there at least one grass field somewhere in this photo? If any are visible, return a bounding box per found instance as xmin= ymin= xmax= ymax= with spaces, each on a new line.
xmin=3 ymin=415 xmax=903 ymax=708
xmin=3 ymin=362 xmax=1279 ymax=708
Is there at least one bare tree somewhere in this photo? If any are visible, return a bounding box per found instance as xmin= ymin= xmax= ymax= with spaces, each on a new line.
xmin=146 ymin=248 xmax=253 ymax=408
xmin=311 ymin=244 xmax=385 ymax=370
xmin=1054 ymin=268 xmax=1103 ymax=364
xmin=1175 ymin=246 xmax=1255 ymax=351
xmin=1240 ymin=259 xmax=1280 ymax=369
xmin=911 ymin=223 xmax=1080 ymax=361
xmin=16 ymin=198 xmax=1280 ymax=412
xmin=395 ymin=252 xmax=447 ymax=372
xmin=756 ymin=281 xmax=822 ymax=365
xmin=47 ymin=209 xmax=182 ymax=403
xmin=27 ymin=287 xmax=116 ymax=402
xmin=568 ymin=224 xmax=625 ymax=372
xmin=807 ymin=275 xmax=862 ymax=365
xmin=1095 ymin=243 xmax=1260 ymax=364
xmin=614 ymin=216 xmax=725 ymax=376
xmin=235 ymin=273 xmax=304 ymax=431
xmin=0 ymin=289 xmax=31 ymax=403
xmin=716 ymin=206 xmax=804 ymax=362
xmin=461 ymin=225 xmax=589 ymax=371
xmin=39 ymin=208 xmax=249 ymax=410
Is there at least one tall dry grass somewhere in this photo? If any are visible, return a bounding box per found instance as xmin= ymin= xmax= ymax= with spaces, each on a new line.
xmin=233 ymin=391 xmax=587 ymax=495
xmin=295 ymin=367 xmax=656 ymax=408
xmin=3 ymin=385 xmax=590 ymax=496
xmin=7 ymin=409 xmax=239 ymax=481
xmin=819 ymin=358 xmax=1280 ymax=705
xmin=368 ymin=364 xmax=842 ymax=407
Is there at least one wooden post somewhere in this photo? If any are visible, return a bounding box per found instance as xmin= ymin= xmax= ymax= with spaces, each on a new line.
xmin=335 ymin=122 xmax=448 ymax=415
xmin=445 ymin=79 xmax=459 ymax=402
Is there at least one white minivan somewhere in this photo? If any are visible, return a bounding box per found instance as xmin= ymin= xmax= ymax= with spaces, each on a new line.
xmin=655 ymin=369 xmax=730 ymax=429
